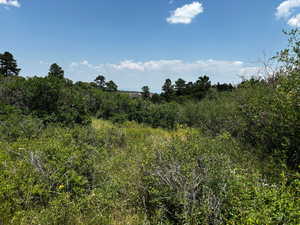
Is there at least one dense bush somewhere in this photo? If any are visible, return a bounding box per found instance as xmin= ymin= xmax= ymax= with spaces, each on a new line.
xmin=224 ymin=171 xmax=300 ymax=225
xmin=26 ymin=76 xmax=90 ymax=125
xmin=0 ymin=104 xmax=44 ymax=141
xmin=139 ymin=134 xmax=235 ymax=224
xmin=0 ymin=125 xmax=110 ymax=224
xmin=0 ymin=75 xmax=90 ymax=126
xmin=235 ymin=74 xmax=300 ymax=170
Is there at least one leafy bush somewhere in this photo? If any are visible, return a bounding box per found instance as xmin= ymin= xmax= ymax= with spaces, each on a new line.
xmin=139 ymin=134 xmax=239 ymax=224
xmin=0 ymin=75 xmax=91 ymax=126
xmin=237 ymin=74 xmax=300 ymax=169
xmin=0 ymin=104 xmax=44 ymax=141
xmin=225 ymin=171 xmax=300 ymax=225
xmin=27 ymin=76 xmax=90 ymax=125
xmin=181 ymin=93 xmax=244 ymax=136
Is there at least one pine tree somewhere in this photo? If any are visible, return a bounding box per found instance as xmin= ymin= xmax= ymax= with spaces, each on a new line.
xmin=106 ymin=80 xmax=118 ymax=92
xmin=175 ymin=78 xmax=186 ymax=96
xmin=48 ymin=63 xmax=64 ymax=79
xmin=0 ymin=51 xmax=20 ymax=76
xmin=162 ymin=78 xmax=175 ymax=101
xmin=141 ymin=86 xmax=150 ymax=99
xmin=94 ymin=75 xmax=106 ymax=89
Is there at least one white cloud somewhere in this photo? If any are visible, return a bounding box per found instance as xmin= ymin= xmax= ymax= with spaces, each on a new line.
xmin=276 ymin=0 xmax=300 ymax=18
xmin=112 ymin=60 xmax=146 ymax=71
xmin=67 ymin=59 xmax=260 ymax=92
xmin=288 ymin=13 xmax=300 ymax=26
xmin=39 ymin=60 xmax=51 ymax=66
xmin=70 ymin=62 xmax=78 ymax=67
xmin=0 ymin=0 xmax=20 ymax=7
xmin=74 ymin=60 xmax=96 ymax=69
xmin=167 ymin=2 xmax=203 ymax=24
xmin=80 ymin=60 xmax=89 ymax=65
xmin=110 ymin=59 xmax=248 ymax=73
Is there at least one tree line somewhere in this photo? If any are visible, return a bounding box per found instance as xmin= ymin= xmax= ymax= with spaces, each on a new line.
xmin=0 ymin=50 xmax=233 ymax=104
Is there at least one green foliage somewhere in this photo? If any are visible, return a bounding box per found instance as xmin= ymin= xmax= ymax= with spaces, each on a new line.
xmin=175 ymin=78 xmax=186 ymax=96
xmin=94 ymin=74 xmax=106 ymax=89
xmin=0 ymin=119 xmax=298 ymax=224
xmin=140 ymin=134 xmax=235 ymax=224
xmin=28 ymin=76 xmax=90 ymax=125
xmin=192 ymin=75 xmax=211 ymax=100
xmin=0 ymin=30 xmax=299 ymax=224
xmin=0 ymin=73 xmax=90 ymax=126
xmin=275 ymin=71 xmax=300 ymax=168
xmin=141 ymin=85 xmax=150 ymax=99
xmin=236 ymin=73 xmax=300 ymax=169
xmin=0 ymin=51 xmax=20 ymax=76
xmin=225 ymin=172 xmax=300 ymax=225
xmin=0 ymin=114 xmax=43 ymax=142
xmin=160 ymin=75 xmax=215 ymax=102
xmin=147 ymin=102 xmax=184 ymax=129
xmin=0 ymin=104 xmax=43 ymax=141
xmin=0 ymin=75 xmax=29 ymax=109
xmin=181 ymin=92 xmax=243 ymax=136
xmin=48 ymin=63 xmax=64 ymax=79
xmin=105 ymin=80 xmax=118 ymax=92
xmin=151 ymin=93 xmax=163 ymax=103
xmin=162 ymin=78 xmax=175 ymax=102
xmin=213 ymin=82 xmax=234 ymax=92
xmin=0 ymin=125 xmax=104 ymax=224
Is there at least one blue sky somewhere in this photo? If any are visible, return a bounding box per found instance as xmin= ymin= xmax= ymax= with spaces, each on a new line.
xmin=0 ymin=0 xmax=297 ymax=91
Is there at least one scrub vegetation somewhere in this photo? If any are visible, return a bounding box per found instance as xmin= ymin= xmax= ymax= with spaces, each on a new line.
xmin=0 ymin=30 xmax=299 ymax=224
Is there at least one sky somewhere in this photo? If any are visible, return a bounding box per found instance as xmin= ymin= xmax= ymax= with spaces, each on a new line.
xmin=0 ymin=0 xmax=298 ymax=92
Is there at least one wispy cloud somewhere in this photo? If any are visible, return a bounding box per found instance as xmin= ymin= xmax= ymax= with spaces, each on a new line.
xmin=276 ymin=0 xmax=300 ymax=18
xmin=112 ymin=60 xmax=146 ymax=71
xmin=110 ymin=59 xmax=246 ymax=73
xmin=0 ymin=0 xmax=20 ymax=7
xmin=166 ymin=2 xmax=203 ymax=24
xmin=288 ymin=13 xmax=300 ymax=26
xmin=39 ymin=61 xmax=51 ymax=66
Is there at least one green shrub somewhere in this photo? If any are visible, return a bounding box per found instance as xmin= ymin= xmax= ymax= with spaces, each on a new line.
xmin=182 ymin=93 xmax=245 ymax=137
xmin=0 ymin=104 xmax=44 ymax=141
xmin=139 ymin=133 xmax=238 ymax=225
xmin=237 ymin=73 xmax=300 ymax=169
xmin=224 ymin=171 xmax=300 ymax=225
